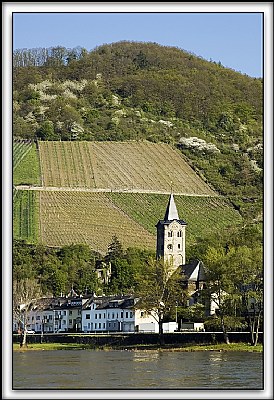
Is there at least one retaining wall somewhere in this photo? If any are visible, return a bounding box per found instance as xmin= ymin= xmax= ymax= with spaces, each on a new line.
xmin=13 ymin=332 xmax=263 ymax=347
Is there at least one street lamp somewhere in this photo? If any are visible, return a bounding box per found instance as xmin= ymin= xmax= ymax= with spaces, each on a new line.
xmin=175 ymin=302 xmax=178 ymax=324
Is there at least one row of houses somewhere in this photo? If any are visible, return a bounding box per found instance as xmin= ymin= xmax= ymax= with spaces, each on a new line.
xmin=14 ymin=291 xmax=164 ymax=334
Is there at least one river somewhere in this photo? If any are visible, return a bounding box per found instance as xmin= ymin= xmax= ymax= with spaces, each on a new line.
xmin=13 ymin=349 xmax=263 ymax=390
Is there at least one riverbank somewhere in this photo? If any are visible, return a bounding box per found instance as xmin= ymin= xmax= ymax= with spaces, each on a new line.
xmin=13 ymin=342 xmax=263 ymax=352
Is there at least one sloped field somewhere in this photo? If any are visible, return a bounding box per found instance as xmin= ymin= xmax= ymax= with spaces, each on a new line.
xmin=39 ymin=191 xmax=156 ymax=254
xmin=12 ymin=190 xmax=242 ymax=254
xmin=38 ymin=140 xmax=216 ymax=195
xmin=106 ymin=192 xmax=242 ymax=246
xmin=13 ymin=141 xmax=41 ymax=186
xmin=13 ymin=189 xmax=39 ymax=243
xmin=13 ymin=140 xmax=32 ymax=169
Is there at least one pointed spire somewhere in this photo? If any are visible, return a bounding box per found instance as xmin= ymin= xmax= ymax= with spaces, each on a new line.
xmin=164 ymin=193 xmax=179 ymax=221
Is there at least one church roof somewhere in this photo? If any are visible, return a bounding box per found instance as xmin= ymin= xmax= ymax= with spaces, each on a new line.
xmin=181 ymin=260 xmax=206 ymax=282
xmin=156 ymin=193 xmax=187 ymax=226
xmin=164 ymin=193 xmax=179 ymax=221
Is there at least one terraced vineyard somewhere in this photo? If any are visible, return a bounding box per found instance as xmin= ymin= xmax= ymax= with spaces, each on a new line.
xmin=13 ymin=189 xmax=39 ymax=243
xmin=25 ymin=190 xmax=241 ymax=254
xmin=13 ymin=141 xmax=41 ymax=186
xmin=13 ymin=140 xmax=242 ymax=253
xmin=38 ymin=141 xmax=216 ymax=195
xmin=39 ymin=191 xmax=156 ymax=254
xmin=106 ymin=192 xmax=242 ymax=246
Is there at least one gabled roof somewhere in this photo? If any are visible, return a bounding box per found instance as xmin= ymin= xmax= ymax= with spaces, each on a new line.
xmin=181 ymin=260 xmax=206 ymax=282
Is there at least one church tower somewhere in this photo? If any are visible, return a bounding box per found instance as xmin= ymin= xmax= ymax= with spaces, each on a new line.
xmin=156 ymin=193 xmax=187 ymax=270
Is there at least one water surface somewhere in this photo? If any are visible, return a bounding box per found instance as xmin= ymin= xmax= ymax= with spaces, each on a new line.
xmin=13 ymin=349 xmax=263 ymax=390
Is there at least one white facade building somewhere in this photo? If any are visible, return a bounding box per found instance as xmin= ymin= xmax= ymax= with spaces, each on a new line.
xmin=82 ymin=295 xmax=159 ymax=333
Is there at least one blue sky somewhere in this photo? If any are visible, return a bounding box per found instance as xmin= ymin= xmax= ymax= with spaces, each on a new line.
xmin=13 ymin=12 xmax=263 ymax=78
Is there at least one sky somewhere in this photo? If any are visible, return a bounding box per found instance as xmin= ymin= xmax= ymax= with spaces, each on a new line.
xmin=12 ymin=11 xmax=263 ymax=78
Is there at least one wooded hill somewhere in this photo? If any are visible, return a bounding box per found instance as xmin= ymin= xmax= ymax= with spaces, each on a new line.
xmin=13 ymin=42 xmax=263 ymax=218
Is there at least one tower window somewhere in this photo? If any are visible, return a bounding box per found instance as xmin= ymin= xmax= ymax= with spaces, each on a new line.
xmin=177 ymin=231 xmax=182 ymax=237
xmin=178 ymin=244 xmax=181 ymax=249
xmin=168 ymin=231 xmax=173 ymax=237
xmin=167 ymin=244 xmax=173 ymax=250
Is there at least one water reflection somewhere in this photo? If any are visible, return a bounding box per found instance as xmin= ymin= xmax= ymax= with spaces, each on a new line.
xmin=133 ymin=350 xmax=161 ymax=362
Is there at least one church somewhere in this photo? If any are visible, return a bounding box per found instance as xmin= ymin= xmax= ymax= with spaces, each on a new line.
xmin=156 ymin=193 xmax=207 ymax=305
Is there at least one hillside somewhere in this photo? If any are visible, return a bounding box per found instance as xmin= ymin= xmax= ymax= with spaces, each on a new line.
xmin=37 ymin=140 xmax=215 ymax=195
xmin=13 ymin=41 xmax=263 ymax=220
xmin=13 ymin=41 xmax=263 ymax=256
xmin=13 ymin=139 xmax=242 ymax=255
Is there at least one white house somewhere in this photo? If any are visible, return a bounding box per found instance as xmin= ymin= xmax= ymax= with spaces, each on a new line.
xmin=82 ymin=295 xmax=159 ymax=333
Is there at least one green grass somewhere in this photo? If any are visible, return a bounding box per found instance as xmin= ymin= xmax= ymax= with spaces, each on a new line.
xmin=13 ymin=190 xmax=39 ymax=243
xmin=13 ymin=342 xmax=262 ymax=352
xmin=13 ymin=143 xmax=41 ymax=186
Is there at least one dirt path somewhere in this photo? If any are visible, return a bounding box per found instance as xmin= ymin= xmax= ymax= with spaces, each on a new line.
xmin=14 ymin=185 xmax=219 ymax=197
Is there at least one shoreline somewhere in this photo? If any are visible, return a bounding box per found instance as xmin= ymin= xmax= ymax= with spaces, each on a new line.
xmin=13 ymin=342 xmax=263 ymax=352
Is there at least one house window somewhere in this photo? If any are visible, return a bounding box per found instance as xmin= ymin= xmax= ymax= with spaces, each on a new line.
xmin=49 ymin=315 xmax=52 ymax=320
xmin=250 ymin=303 xmax=255 ymax=309
xmin=177 ymin=231 xmax=182 ymax=237
xmin=103 ymin=323 xmax=105 ymax=329
xmin=95 ymin=314 xmax=97 ymax=319
xmin=116 ymin=313 xmax=119 ymax=318
xmin=112 ymin=313 xmax=115 ymax=319
xmin=178 ymin=243 xmax=181 ymax=249
xmin=108 ymin=322 xmax=111 ymax=328
xmin=167 ymin=244 xmax=173 ymax=250
xmin=108 ymin=313 xmax=110 ymax=319
xmin=86 ymin=314 xmax=90 ymax=319
xmin=69 ymin=310 xmax=72 ymax=315
xmin=130 ymin=312 xmax=133 ymax=318
xmin=99 ymin=313 xmax=101 ymax=319
xmin=140 ymin=311 xmax=144 ymax=317
xmin=121 ymin=312 xmax=124 ymax=318
xmin=95 ymin=323 xmax=97 ymax=329
xmin=69 ymin=319 xmax=72 ymax=325
xmin=168 ymin=231 xmax=173 ymax=237
xmin=37 ymin=316 xmax=40 ymax=320
xmin=104 ymin=313 xmax=106 ymax=319
xmin=99 ymin=323 xmax=101 ymax=329
xmin=63 ymin=311 xmax=66 ymax=316
xmin=126 ymin=312 xmax=128 ymax=318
